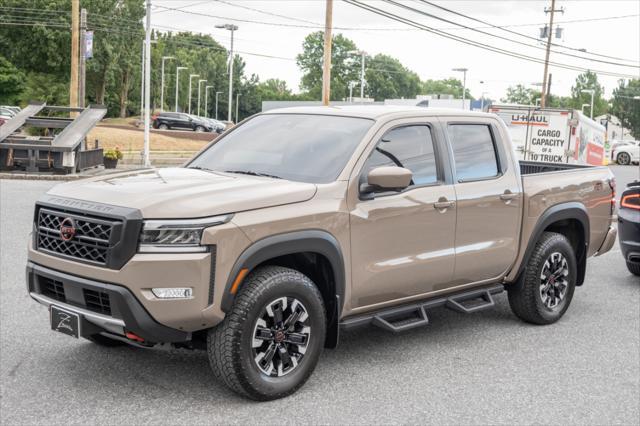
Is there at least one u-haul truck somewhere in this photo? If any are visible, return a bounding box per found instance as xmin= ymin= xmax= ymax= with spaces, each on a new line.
xmin=490 ymin=104 xmax=606 ymax=165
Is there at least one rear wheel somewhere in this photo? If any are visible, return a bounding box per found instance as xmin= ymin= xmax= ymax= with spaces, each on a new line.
xmin=195 ymin=126 xmax=205 ymax=132
xmin=626 ymin=261 xmax=640 ymax=276
xmin=207 ymin=266 xmax=326 ymax=400
xmin=617 ymin=152 xmax=631 ymax=165
xmin=158 ymin=123 xmax=169 ymax=130
xmin=508 ymin=232 xmax=577 ymax=325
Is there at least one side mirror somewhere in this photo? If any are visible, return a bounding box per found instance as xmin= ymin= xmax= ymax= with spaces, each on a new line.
xmin=362 ymin=166 xmax=412 ymax=193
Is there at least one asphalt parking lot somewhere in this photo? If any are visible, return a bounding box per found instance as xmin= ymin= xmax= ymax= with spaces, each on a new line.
xmin=1 ymin=165 xmax=638 ymax=425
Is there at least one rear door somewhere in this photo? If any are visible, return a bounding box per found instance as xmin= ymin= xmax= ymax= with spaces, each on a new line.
xmin=443 ymin=117 xmax=522 ymax=284
xmin=348 ymin=118 xmax=457 ymax=310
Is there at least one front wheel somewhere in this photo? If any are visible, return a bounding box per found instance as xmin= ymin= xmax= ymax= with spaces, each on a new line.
xmin=207 ymin=266 xmax=326 ymax=400
xmin=508 ymin=232 xmax=577 ymax=325
xmin=195 ymin=126 xmax=205 ymax=132
xmin=617 ymin=152 xmax=631 ymax=165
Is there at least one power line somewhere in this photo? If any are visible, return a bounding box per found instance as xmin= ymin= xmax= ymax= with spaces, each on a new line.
xmin=343 ymin=0 xmax=637 ymax=79
xmin=417 ymin=0 xmax=638 ymax=64
xmin=381 ymin=0 xmax=637 ymax=68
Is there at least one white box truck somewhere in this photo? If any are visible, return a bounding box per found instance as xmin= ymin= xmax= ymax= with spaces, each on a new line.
xmin=490 ymin=104 xmax=606 ymax=165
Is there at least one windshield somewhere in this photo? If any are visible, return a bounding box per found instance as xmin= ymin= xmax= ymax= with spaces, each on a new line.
xmin=188 ymin=113 xmax=374 ymax=183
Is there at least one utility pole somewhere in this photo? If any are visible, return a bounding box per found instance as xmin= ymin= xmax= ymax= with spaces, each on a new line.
xmin=143 ymin=0 xmax=152 ymax=167
xmin=160 ymin=56 xmax=174 ymax=112
xmin=540 ymin=0 xmax=563 ymax=108
xmin=197 ymin=79 xmax=207 ymax=116
xmin=322 ymin=0 xmax=333 ymax=106
xmin=79 ymin=8 xmax=87 ymax=108
xmin=69 ymin=0 xmax=79 ymax=111
xmin=175 ymin=66 xmax=187 ymax=112
xmin=215 ymin=91 xmax=222 ymax=120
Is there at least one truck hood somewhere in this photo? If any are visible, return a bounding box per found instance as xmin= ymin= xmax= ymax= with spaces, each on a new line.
xmin=46 ymin=168 xmax=317 ymax=218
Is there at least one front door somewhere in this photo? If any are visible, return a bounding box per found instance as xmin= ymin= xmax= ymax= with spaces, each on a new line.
xmin=349 ymin=121 xmax=457 ymax=311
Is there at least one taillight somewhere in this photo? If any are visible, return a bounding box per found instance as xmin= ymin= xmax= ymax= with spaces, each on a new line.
xmin=621 ymin=193 xmax=640 ymax=210
xmin=609 ymin=178 xmax=616 ymax=214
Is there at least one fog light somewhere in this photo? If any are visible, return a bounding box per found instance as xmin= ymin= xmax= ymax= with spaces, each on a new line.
xmin=151 ymin=287 xmax=193 ymax=299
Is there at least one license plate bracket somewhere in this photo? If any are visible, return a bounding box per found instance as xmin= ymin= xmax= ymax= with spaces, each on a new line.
xmin=50 ymin=305 xmax=80 ymax=338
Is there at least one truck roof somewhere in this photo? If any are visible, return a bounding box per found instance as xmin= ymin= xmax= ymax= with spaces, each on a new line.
xmin=261 ymin=105 xmax=496 ymax=120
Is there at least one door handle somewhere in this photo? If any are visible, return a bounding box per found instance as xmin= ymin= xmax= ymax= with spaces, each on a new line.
xmin=433 ymin=199 xmax=455 ymax=209
xmin=500 ymin=191 xmax=518 ymax=202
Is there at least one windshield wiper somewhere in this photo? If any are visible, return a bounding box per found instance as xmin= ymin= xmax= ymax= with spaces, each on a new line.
xmin=187 ymin=165 xmax=216 ymax=172
xmin=224 ymin=170 xmax=282 ymax=179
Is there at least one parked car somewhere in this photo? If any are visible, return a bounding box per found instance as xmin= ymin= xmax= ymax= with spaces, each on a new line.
xmin=0 ymin=117 xmax=5 ymax=127
xmin=26 ymin=106 xmax=617 ymax=400
xmin=0 ymin=105 xmax=21 ymax=114
xmin=152 ymin=112 xmax=214 ymax=132
xmin=195 ymin=116 xmax=225 ymax=133
xmin=618 ymin=180 xmax=640 ymax=276
xmin=611 ymin=140 xmax=640 ymax=165
xmin=0 ymin=107 xmax=17 ymax=119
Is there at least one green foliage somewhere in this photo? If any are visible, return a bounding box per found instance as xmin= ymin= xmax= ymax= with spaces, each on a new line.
xmin=501 ymin=84 xmax=540 ymax=105
xmin=611 ymin=78 xmax=640 ymax=139
xmin=296 ymin=31 xmax=360 ymax=100
xmin=0 ymin=55 xmax=26 ymax=104
xmin=365 ymin=54 xmax=421 ymax=101
xmin=422 ymin=78 xmax=472 ymax=99
xmin=569 ymin=71 xmax=607 ymax=117
xmin=104 ymin=147 xmax=123 ymax=160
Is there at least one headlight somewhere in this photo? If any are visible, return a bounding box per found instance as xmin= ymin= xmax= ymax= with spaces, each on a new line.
xmin=138 ymin=214 xmax=232 ymax=253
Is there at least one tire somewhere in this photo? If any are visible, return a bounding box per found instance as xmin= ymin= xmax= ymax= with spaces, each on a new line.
xmin=158 ymin=123 xmax=169 ymax=130
xmin=508 ymin=232 xmax=577 ymax=325
xmin=85 ymin=333 xmax=126 ymax=347
xmin=195 ymin=126 xmax=205 ymax=133
xmin=626 ymin=261 xmax=640 ymax=276
xmin=617 ymin=152 xmax=631 ymax=165
xmin=207 ymin=266 xmax=326 ymax=400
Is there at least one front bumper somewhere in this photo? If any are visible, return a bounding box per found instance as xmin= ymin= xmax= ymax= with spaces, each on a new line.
xmin=27 ymin=262 xmax=190 ymax=343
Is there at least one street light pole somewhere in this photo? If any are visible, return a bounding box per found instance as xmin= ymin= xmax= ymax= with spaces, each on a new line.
xmin=480 ymin=91 xmax=488 ymax=110
xmin=215 ymin=91 xmax=222 ymax=120
xmin=142 ymin=0 xmax=152 ymax=167
xmin=581 ymin=103 xmax=590 ymax=114
xmin=581 ymin=89 xmax=595 ymax=119
xmin=188 ymin=74 xmax=199 ymax=115
xmin=205 ymin=85 xmax=213 ymax=118
xmin=453 ymin=67 xmax=468 ymax=110
xmin=197 ymin=79 xmax=207 ymax=116
xmin=348 ymin=50 xmax=367 ymax=103
xmin=175 ymin=66 xmax=187 ymax=112
xmin=160 ymin=56 xmax=174 ymax=112
xmin=216 ymin=23 xmax=239 ymax=122
xmin=235 ymin=93 xmax=240 ymax=122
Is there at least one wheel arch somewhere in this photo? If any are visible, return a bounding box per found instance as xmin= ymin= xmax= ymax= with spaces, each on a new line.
xmin=517 ymin=202 xmax=590 ymax=286
xmin=220 ymin=230 xmax=345 ymax=349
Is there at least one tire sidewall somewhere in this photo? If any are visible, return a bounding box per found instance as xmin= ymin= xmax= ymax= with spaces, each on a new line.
xmin=159 ymin=123 xmax=169 ymax=130
xmin=237 ymin=278 xmax=326 ymax=398
xmin=617 ymin=152 xmax=630 ymax=165
xmin=532 ymin=236 xmax=577 ymax=322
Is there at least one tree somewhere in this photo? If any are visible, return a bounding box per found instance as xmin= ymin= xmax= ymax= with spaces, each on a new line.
xmin=365 ymin=54 xmax=421 ymax=101
xmin=611 ymin=78 xmax=640 ymax=139
xmin=501 ymin=84 xmax=539 ymax=105
xmin=422 ymin=78 xmax=471 ymax=99
xmin=0 ymin=56 xmax=26 ymax=104
xmin=296 ymin=31 xmax=360 ymax=100
xmin=570 ymin=71 xmax=607 ymax=117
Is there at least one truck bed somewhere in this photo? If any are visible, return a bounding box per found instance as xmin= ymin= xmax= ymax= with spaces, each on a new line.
xmin=519 ymin=160 xmax=592 ymax=175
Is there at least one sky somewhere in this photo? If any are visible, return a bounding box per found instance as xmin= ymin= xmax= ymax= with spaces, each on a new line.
xmin=151 ymin=0 xmax=640 ymax=101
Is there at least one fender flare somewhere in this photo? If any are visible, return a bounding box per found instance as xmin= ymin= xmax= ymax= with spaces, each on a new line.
xmin=516 ymin=202 xmax=590 ymax=285
xmin=220 ymin=230 xmax=345 ymax=315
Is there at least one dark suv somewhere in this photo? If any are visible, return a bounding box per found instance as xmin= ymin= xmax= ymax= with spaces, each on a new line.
xmin=153 ymin=112 xmax=214 ymax=132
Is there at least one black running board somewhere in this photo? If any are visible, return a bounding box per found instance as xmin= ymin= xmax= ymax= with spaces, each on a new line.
xmin=340 ymin=284 xmax=504 ymax=333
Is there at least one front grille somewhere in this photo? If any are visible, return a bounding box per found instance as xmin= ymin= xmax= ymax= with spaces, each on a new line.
xmin=36 ymin=208 xmax=121 ymax=266
xmin=83 ymin=289 xmax=112 ymax=315
xmin=41 ymin=277 xmax=65 ymax=302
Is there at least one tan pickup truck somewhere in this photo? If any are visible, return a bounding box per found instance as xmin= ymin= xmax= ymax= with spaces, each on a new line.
xmin=27 ymin=106 xmax=617 ymax=400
